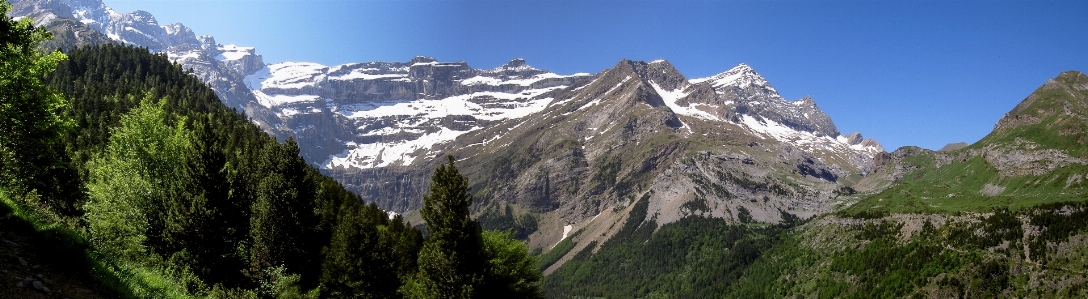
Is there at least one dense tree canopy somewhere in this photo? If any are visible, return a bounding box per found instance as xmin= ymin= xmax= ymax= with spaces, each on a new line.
xmin=0 ymin=0 xmax=78 ymax=213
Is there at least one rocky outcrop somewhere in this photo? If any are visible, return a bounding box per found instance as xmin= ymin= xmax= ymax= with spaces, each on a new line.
xmin=976 ymin=140 xmax=1086 ymax=177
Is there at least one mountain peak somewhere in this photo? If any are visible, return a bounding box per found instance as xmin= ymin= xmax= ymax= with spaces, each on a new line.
xmin=844 ymin=131 xmax=864 ymax=145
xmin=504 ymin=58 xmax=527 ymax=68
xmin=731 ymin=63 xmax=753 ymax=72
xmin=985 ymin=70 xmax=1088 ymax=156
xmin=408 ymin=56 xmax=437 ymax=65
xmin=490 ymin=58 xmax=539 ymax=72
xmin=689 ymin=63 xmax=773 ymax=92
xmin=603 ymin=59 xmax=689 ymax=93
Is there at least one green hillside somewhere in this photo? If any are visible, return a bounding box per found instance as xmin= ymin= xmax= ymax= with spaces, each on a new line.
xmin=842 ymin=71 xmax=1088 ymax=216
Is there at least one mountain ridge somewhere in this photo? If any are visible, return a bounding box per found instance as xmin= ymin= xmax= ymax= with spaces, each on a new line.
xmin=12 ymin=0 xmax=885 ymax=259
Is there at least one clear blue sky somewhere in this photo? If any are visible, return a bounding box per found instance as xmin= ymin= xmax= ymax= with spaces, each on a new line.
xmin=103 ymin=0 xmax=1088 ymax=151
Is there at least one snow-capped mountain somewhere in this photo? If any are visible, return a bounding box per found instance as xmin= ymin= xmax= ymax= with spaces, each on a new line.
xmin=10 ymin=0 xmax=886 ymax=225
xmin=9 ymin=0 xmax=268 ymax=119
xmin=688 ymin=63 xmax=842 ymax=137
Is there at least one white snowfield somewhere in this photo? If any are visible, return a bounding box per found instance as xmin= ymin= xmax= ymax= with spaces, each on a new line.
xmin=741 ymin=115 xmax=882 ymax=156
xmin=650 ymin=81 xmax=721 ymax=122
xmin=245 ymin=62 xmax=328 ymax=91
xmin=460 ymin=73 xmax=590 ymax=87
xmin=319 ymin=85 xmax=568 ymax=169
xmin=648 ymin=76 xmax=881 ymax=159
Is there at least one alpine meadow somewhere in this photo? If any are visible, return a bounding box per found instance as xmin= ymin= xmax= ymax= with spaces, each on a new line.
xmin=4 ymin=0 xmax=1088 ymax=298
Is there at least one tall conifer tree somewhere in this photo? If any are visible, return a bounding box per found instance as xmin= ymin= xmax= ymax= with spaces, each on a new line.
xmin=411 ymin=155 xmax=484 ymax=298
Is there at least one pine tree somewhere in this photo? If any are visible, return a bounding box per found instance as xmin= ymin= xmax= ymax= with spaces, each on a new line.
xmin=247 ymin=137 xmax=320 ymax=293
xmin=406 ymin=155 xmax=485 ymax=298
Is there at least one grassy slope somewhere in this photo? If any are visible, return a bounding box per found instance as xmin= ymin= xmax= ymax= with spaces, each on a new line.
xmin=843 ymin=71 xmax=1088 ymax=216
xmin=844 ymin=153 xmax=1088 ymax=215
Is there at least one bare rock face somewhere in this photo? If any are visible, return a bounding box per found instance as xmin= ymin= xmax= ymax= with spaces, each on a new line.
xmin=844 ymin=132 xmax=865 ymax=145
xmin=939 ymin=142 xmax=969 ymax=152
xmin=976 ymin=139 xmax=1087 ymax=177
xmin=860 ymin=139 xmax=884 ymax=152
xmin=218 ymin=44 xmax=265 ymax=76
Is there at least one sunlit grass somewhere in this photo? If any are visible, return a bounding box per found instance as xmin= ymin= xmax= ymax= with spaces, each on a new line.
xmin=1 ymin=188 xmax=199 ymax=299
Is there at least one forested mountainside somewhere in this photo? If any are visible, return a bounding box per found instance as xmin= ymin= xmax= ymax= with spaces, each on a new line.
xmin=1 ymin=4 xmax=540 ymax=297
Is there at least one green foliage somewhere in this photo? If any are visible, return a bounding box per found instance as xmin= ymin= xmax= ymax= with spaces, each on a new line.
xmin=20 ymin=42 xmax=459 ymax=298
xmin=247 ymin=137 xmax=322 ymax=289
xmin=0 ymin=0 xmax=79 ymax=214
xmin=408 ymin=155 xmax=486 ymax=298
xmin=843 ymin=152 xmax=1088 ymax=216
xmin=544 ymin=193 xmax=799 ymax=298
xmin=480 ymin=230 xmax=545 ymax=299
xmin=406 ymin=156 xmax=545 ymax=298
xmin=83 ymin=95 xmax=197 ymax=260
xmin=976 ymin=71 xmax=1088 ymax=157
xmin=1027 ymin=201 xmax=1088 ymax=261
xmin=680 ymin=195 xmax=710 ymax=214
xmin=736 ymin=205 xmax=754 ymax=224
xmin=477 ymin=203 xmax=538 ymax=240
xmin=715 ymin=170 xmax=792 ymax=197
xmin=320 ymin=200 xmax=422 ymax=298
xmin=260 ymin=266 xmax=320 ymax=299
xmin=725 ymin=202 xmax=1088 ymax=298
xmin=536 ymin=235 xmax=577 ymax=271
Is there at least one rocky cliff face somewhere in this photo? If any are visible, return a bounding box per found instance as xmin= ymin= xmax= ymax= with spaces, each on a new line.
xmin=242 ymin=56 xmax=592 ymax=169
